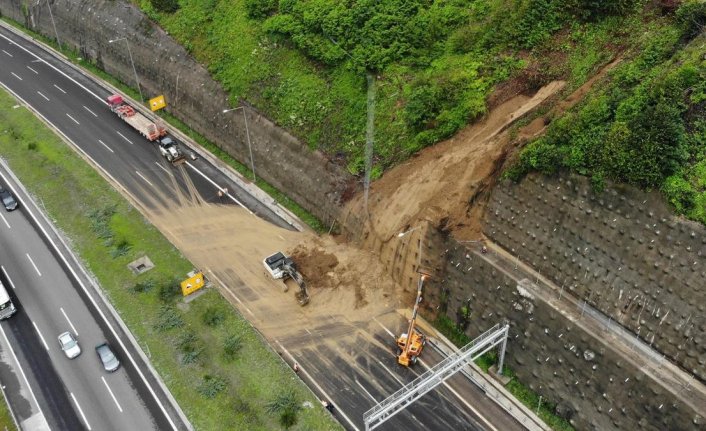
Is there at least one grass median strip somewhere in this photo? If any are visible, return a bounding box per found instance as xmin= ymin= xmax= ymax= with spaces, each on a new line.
xmin=0 ymin=89 xmax=339 ymax=430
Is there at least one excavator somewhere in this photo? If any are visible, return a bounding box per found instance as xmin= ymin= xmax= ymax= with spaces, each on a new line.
xmin=396 ymin=271 xmax=431 ymax=367
xmin=263 ymin=252 xmax=310 ymax=306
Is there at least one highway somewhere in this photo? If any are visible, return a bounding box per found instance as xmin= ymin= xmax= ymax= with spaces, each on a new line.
xmin=0 ymin=22 xmax=528 ymax=431
xmin=0 ymin=164 xmax=175 ymax=430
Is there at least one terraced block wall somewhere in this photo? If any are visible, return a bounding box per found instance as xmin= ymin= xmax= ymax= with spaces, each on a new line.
xmin=484 ymin=174 xmax=705 ymax=382
xmin=423 ymin=237 xmax=701 ymax=431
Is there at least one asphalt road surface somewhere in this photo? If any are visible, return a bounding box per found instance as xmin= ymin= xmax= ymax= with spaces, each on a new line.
xmin=0 ymin=166 xmax=174 ymax=430
xmin=0 ymin=23 xmax=527 ymax=431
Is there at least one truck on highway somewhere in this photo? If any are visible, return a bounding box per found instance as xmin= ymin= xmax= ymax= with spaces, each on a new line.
xmin=0 ymin=279 xmax=17 ymax=319
xmin=106 ymin=94 xmax=167 ymax=141
xmin=158 ymin=136 xmax=186 ymax=165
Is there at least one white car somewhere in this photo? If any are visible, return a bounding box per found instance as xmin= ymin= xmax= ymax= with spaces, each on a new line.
xmin=58 ymin=331 xmax=81 ymax=359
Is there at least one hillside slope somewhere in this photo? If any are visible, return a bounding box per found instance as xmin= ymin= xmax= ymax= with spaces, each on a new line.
xmin=139 ymin=0 xmax=706 ymax=224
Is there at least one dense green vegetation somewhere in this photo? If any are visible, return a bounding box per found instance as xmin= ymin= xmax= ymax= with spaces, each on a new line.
xmin=0 ymin=89 xmax=338 ymax=430
xmin=0 ymin=391 xmax=17 ymax=431
xmin=138 ymin=0 xmax=649 ymax=177
xmin=510 ymin=1 xmax=706 ymax=224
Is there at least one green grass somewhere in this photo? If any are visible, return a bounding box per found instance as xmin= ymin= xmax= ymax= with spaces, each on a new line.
xmin=0 ymin=89 xmax=338 ymax=430
xmin=434 ymin=315 xmax=574 ymax=431
xmin=0 ymin=390 xmax=17 ymax=431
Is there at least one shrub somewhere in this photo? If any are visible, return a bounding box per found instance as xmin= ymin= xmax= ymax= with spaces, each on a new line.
xmin=197 ymin=374 xmax=226 ymax=399
xmin=223 ymin=334 xmax=243 ymax=361
xmin=676 ymin=1 xmax=706 ymax=40
xmin=154 ymin=305 xmax=184 ymax=331
xmin=662 ymin=175 xmax=696 ymax=213
xmin=266 ymin=389 xmax=301 ymax=430
xmin=111 ymin=238 xmax=132 ymax=258
xmin=149 ymin=0 xmax=179 ymax=14
xmin=131 ymin=278 xmax=156 ymax=294
xmin=157 ymin=277 xmax=181 ymax=303
xmin=245 ymin=0 xmax=277 ymax=20
xmin=202 ymin=306 xmax=226 ymax=327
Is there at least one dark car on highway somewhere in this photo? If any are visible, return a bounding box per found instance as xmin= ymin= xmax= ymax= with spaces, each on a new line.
xmin=95 ymin=342 xmax=120 ymax=372
xmin=0 ymin=188 xmax=18 ymax=211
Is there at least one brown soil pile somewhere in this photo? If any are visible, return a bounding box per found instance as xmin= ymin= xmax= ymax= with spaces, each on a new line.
xmin=291 ymin=244 xmax=339 ymax=289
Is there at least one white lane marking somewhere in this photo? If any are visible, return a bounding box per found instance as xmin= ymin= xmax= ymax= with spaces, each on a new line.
xmin=275 ymin=340 xmax=360 ymax=431
xmin=98 ymin=140 xmax=114 ymax=153
xmin=70 ymin=393 xmax=92 ymax=430
xmin=184 ymin=161 xmax=248 ymax=210
xmin=37 ymin=91 xmax=49 ymax=101
xmin=66 ymin=113 xmax=80 ymax=125
xmin=0 ymin=84 xmax=181 ymax=431
xmin=355 ymin=378 xmax=377 ymax=402
xmin=60 ymin=307 xmax=79 ymax=336
xmin=26 ymin=65 xmax=38 ymax=74
xmin=53 ymin=84 xmax=66 ymax=94
xmin=418 ymin=358 xmax=499 ymax=431
xmin=10 ymin=72 xmax=22 ymax=81
xmin=0 ymin=32 xmax=105 ymax=104
xmin=83 ymin=105 xmax=98 ymax=117
xmin=373 ymin=317 xmax=396 ymax=338
xmin=25 ymin=253 xmax=41 ymax=276
xmin=0 ymin=326 xmax=49 ymax=428
xmin=1 ymin=266 xmax=15 ymax=290
xmin=101 ymin=376 xmax=123 ymax=413
xmin=376 ymin=359 xmax=405 ymax=386
xmin=135 ymin=171 xmax=154 ymax=186
xmin=2 ymin=49 xmax=12 ymax=57
xmin=32 ymin=321 xmax=50 ymax=351
xmin=116 ymin=131 xmax=133 ymax=145
xmin=155 ymin=161 xmax=169 ymax=174
xmin=0 ymin=213 xmax=9 ymax=229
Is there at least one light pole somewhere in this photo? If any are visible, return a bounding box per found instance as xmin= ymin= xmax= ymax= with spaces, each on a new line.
xmin=108 ymin=37 xmax=143 ymax=103
xmin=398 ymin=225 xmax=425 ymax=274
xmin=33 ymin=0 xmax=60 ymax=49
xmin=222 ymin=106 xmax=256 ymax=182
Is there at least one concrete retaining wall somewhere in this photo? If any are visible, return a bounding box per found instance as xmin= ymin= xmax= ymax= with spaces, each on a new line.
xmin=484 ymin=174 xmax=705 ymax=383
xmin=424 ymin=236 xmax=700 ymax=431
xmin=0 ymin=0 xmax=354 ymax=226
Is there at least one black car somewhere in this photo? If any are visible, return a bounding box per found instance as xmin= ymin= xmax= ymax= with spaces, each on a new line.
xmin=0 ymin=189 xmax=18 ymax=211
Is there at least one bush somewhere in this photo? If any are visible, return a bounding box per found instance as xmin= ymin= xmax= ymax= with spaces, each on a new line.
xmin=149 ymin=0 xmax=179 ymax=14
xmin=131 ymin=278 xmax=156 ymax=294
xmin=202 ymin=307 xmax=226 ymax=327
xmin=158 ymin=277 xmax=181 ymax=303
xmin=154 ymin=305 xmax=184 ymax=331
xmin=223 ymin=334 xmax=243 ymax=361
xmin=676 ymin=1 xmax=706 ymax=40
xmin=110 ymin=238 xmax=132 ymax=258
xmin=245 ymin=0 xmax=277 ymax=20
xmin=197 ymin=374 xmax=226 ymax=399
xmin=266 ymin=390 xmax=301 ymax=430
xmin=662 ymin=175 xmax=696 ymax=213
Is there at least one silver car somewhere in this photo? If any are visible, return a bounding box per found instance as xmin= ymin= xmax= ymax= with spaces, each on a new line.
xmin=58 ymin=332 xmax=81 ymax=359
xmin=95 ymin=342 xmax=120 ymax=372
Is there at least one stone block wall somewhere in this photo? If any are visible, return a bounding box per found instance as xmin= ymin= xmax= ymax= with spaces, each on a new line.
xmin=484 ymin=174 xmax=705 ymax=382
xmin=0 ymin=0 xmax=354 ymax=226
xmin=425 ymin=239 xmax=700 ymax=431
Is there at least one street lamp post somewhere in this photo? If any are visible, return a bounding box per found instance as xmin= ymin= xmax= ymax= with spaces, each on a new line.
xmin=108 ymin=37 xmax=143 ymax=103
xmin=34 ymin=0 xmax=60 ymax=49
xmin=398 ymin=225 xmax=425 ymax=274
xmin=222 ymin=106 xmax=256 ymax=182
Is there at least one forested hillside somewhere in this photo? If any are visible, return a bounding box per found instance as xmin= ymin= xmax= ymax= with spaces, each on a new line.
xmin=139 ymin=0 xmax=706 ymax=223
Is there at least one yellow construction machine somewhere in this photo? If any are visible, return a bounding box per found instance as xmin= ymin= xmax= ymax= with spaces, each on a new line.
xmin=396 ymin=271 xmax=431 ymax=367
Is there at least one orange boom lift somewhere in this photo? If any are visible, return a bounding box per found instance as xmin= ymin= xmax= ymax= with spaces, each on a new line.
xmin=396 ymin=271 xmax=431 ymax=366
